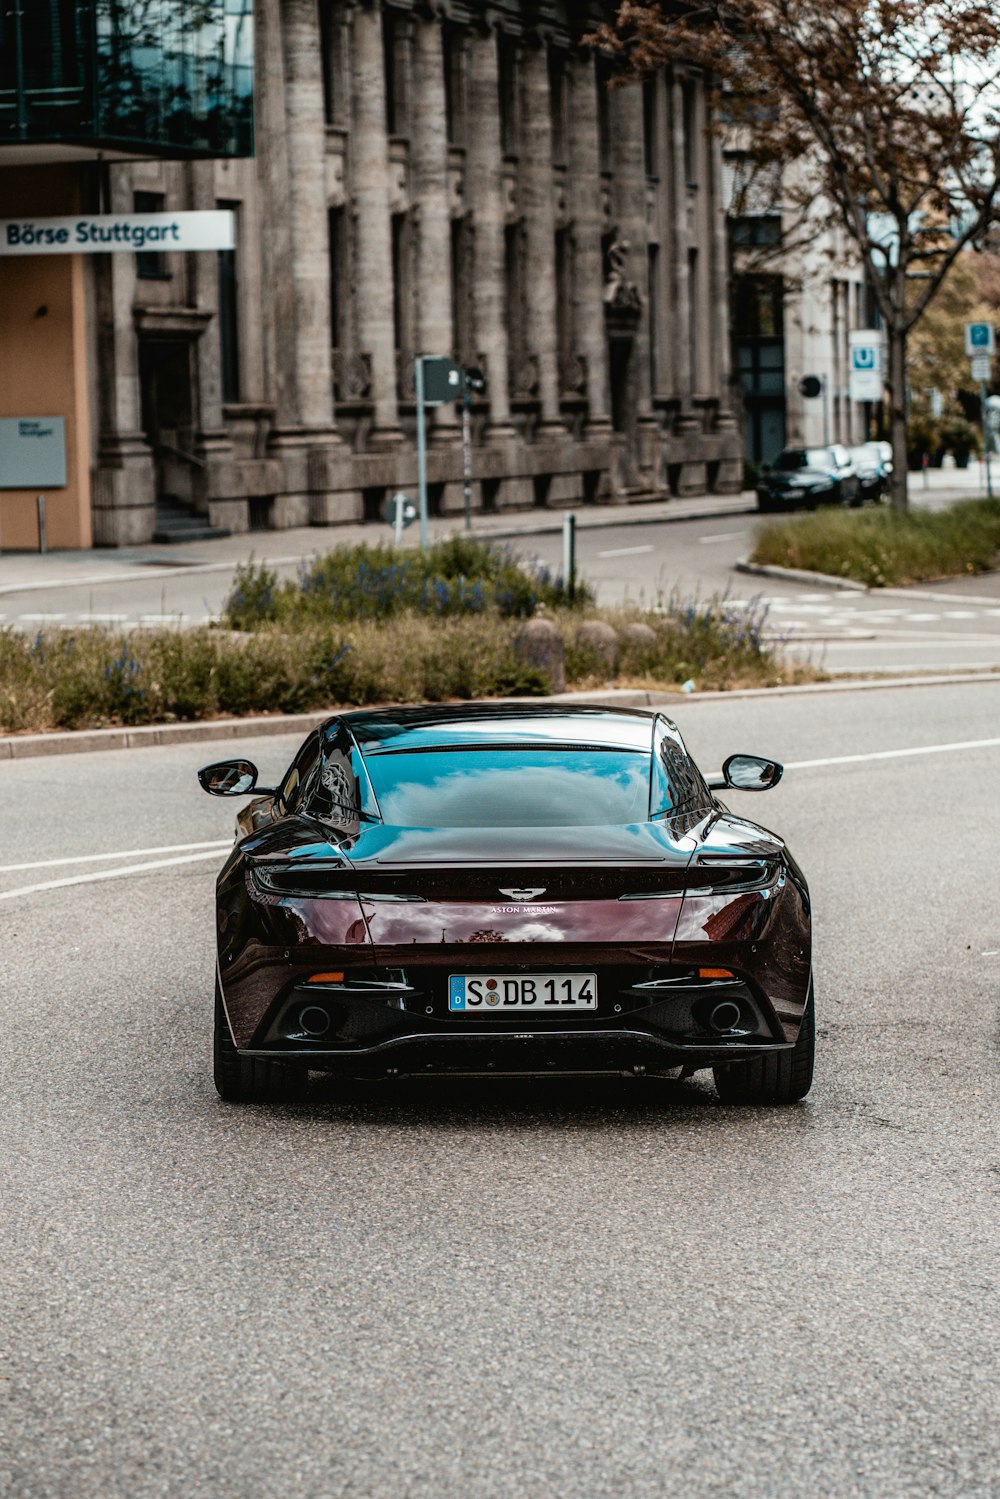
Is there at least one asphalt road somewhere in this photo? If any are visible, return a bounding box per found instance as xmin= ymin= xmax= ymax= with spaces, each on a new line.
xmin=2 ymin=678 xmax=999 ymax=1498
xmin=5 ymin=508 xmax=1000 ymax=677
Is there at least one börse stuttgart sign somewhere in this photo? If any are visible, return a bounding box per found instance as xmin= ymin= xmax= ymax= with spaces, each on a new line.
xmin=0 ymin=211 xmax=235 ymax=255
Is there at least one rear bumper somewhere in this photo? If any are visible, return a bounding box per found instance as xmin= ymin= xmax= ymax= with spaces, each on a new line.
xmin=241 ymin=1022 xmax=794 ymax=1080
xmin=756 ymin=487 xmax=837 ymax=508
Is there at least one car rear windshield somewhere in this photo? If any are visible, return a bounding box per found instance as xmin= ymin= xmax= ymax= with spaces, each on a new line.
xmin=775 ymin=448 xmax=834 ymax=470
xmin=363 ymin=747 xmax=653 ymax=827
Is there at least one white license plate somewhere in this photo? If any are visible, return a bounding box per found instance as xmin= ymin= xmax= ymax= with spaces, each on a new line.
xmin=448 ymin=973 xmax=597 ymax=1013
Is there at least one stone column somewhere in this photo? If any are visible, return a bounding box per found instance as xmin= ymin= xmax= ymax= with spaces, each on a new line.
xmin=411 ymin=9 xmax=459 ymax=445
xmin=91 ymin=166 xmax=155 ymax=546
xmin=184 ymin=160 xmax=239 ymax=523
xmin=709 ymin=119 xmax=736 ymax=423
xmin=350 ymin=0 xmax=404 ymax=447
xmin=610 ymin=81 xmax=655 ymax=424
xmin=257 ymin=0 xmax=295 ymax=434
xmin=610 ymin=80 xmax=660 ymax=488
xmin=282 ymin=0 xmax=341 ymax=440
xmin=671 ymin=77 xmax=695 ymax=416
xmin=260 ymin=0 xmax=347 ymax=524
xmin=705 ymin=99 xmax=740 ymax=492
xmin=465 ymin=22 xmax=516 ymax=444
xmin=567 ymin=51 xmax=611 ymax=438
xmin=519 ymin=34 xmax=565 ymax=436
xmin=187 ymin=162 xmax=232 ymax=443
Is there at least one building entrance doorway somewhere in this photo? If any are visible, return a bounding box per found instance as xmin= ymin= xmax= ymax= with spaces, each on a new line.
xmin=138 ymin=337 xmax=197 ymax=505
xmin=609 ymin=333 xmax=638 ymax=489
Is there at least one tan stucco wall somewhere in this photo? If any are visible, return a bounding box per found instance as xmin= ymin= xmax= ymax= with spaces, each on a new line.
xmin=0 ymin=166 xmax=92 ymax=550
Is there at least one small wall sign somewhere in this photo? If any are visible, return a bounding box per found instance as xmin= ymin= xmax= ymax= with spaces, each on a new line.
xmin=0 ymin=418 xmax=67 ymax=488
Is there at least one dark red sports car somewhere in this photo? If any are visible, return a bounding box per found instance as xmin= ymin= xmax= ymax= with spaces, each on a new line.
xmin=199 ymin=705 xmax=813 ymax=1105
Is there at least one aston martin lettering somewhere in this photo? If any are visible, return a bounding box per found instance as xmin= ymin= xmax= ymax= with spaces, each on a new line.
xmin=489 ymin=904 xmax=560 ymax=915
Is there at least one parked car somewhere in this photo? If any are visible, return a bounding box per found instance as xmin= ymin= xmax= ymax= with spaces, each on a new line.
xmin=847 ymin=442 xmax=892 ymax=501
xmin=199 ymin=705 xmax=814 ymax=1107
xmin=756 ymin=445 xmax=860 ymax=511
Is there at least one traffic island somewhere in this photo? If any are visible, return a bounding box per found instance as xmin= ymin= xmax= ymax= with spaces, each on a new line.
xmin=749 ymin=497 xmax=1000 ymax=587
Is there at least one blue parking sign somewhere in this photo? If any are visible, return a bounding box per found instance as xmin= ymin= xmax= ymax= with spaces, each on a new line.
xmin=965 ymin=322 xmax=995 ymax=355
xmin=852 ymin=347 xmax=876 ymax=370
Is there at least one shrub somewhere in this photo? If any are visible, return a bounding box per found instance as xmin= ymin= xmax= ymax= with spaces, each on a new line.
xmin=224 ymin=536 xmax=588 ymax=629
xmin=0 ymin=593 xmax=805 ymax=736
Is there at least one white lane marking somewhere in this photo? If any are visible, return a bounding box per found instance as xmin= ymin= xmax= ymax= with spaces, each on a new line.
xmin=0 ymin=849 xmax=227 ymax=903
xmin=793 ymin=636 xmax=1000 ymax=648
xmin=18 ymin=612 xmax=67 ymax=623
xmin=769 ymin=602 xmax=837 ymax=614
xmin=785 ymin=738 xmax=1000 ymax=770
xmin=697 ymin=531 xmax=748 ymax=544
xmin=0 ymin=839 xmax=231 ymax=874
xmin=597 ymin=544 xmax=655 ymax=558
xmin=981 ymin=949 xmax=1000 ymax=957
xmin=903 ymin=612 xmax=940 ymax=621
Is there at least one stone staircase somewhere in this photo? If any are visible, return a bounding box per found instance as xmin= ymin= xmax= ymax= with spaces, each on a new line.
xmin=153 ymin=495 xmax=231 ymax=544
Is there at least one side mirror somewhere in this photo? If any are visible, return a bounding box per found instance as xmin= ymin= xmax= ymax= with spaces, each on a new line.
xmin=198 ymin=758 xmax=276 ymax=797
xmin=709 ymin=754 xmax=784 ymax=792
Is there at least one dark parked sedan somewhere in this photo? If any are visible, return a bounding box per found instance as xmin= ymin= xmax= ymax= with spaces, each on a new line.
xmin=199 ymin=705 xmax=814 ymax=1106
xmin=756 ymin=445 xmax=860 ymax=511
xmin=847 ymin=442 xmax=892 ymax=501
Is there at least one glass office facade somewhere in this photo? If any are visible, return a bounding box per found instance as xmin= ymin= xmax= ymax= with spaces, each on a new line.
xmin=0 ymin=0 xmax=253 ymax=158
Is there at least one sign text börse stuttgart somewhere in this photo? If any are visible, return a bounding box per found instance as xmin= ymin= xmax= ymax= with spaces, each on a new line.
xmin=0 ymin=211 xmax=235 ymax=254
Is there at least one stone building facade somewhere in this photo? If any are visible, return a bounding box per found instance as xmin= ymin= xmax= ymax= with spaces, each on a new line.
xmin=727 ymin=157 xmax=872 ymax=468
xmin=97 ymin=0 xmax=742 ymax=545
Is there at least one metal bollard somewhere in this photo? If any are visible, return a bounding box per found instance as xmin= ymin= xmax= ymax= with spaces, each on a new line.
xmin=36 ymin=493 xmax=47 ymax=554
xmin=562 ymin=511 xmax=576 ymax=603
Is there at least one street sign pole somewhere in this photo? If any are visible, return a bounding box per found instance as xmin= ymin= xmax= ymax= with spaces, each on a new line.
xmin=415 ymin=356 xmax=429 ymax=553
xmin=822 ymin=376 xmax=830 ymax=448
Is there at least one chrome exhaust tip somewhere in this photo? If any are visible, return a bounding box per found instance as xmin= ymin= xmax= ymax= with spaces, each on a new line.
xmin=708 ymin=1000 xmax=743 ymax=1033
xmin=299 ymin=1005 xmax=331 ymax=1037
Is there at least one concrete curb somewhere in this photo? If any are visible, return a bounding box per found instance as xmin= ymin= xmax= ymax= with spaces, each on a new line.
xmin=4 ymin=672 xmax=1000 ymax=761
xmin=735 ymin=558 xmax=1000 ymax=606
xmin=735 ymin=560 xmax=867 ymax=591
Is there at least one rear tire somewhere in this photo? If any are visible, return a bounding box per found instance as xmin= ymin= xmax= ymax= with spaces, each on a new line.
xmin=713 ymin=984 xmax=815 ymax=1104
xmin=214 ymin=980 xmax=306 ymax=1103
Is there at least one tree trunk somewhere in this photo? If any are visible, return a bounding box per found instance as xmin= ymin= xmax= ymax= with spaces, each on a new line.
xmin=887 ymin=323 xmax=908 ymax=512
